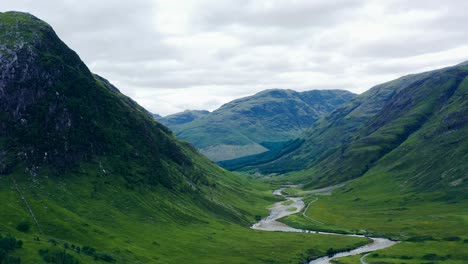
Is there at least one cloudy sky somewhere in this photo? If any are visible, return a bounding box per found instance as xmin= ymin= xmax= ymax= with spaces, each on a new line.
xmin=1 ymin=0 xmax=467 ymax=115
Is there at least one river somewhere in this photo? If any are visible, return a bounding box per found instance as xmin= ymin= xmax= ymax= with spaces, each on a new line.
xmin=251 ymin=187 xmax=398 ymax=264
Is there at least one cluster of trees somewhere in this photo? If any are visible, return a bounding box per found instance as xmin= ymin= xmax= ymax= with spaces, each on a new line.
xmin=44 ymin=241 xmax=115 ymax=263
xmin=0 ymin=234 xmax=23 ymax=264
xmin=39 ymin=249 xmax=79 ymax=264
xmin=82 ymin=246 xmax=115 ymax=263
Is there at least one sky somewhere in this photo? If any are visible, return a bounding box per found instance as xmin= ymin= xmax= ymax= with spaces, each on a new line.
xmin=1 ymin=0 xmax=467 ymax=116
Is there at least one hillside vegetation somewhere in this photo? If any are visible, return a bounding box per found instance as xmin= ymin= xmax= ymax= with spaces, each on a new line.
xmin=0 ymin=11 xmax=368 ymax=263
xmin=242 ymin=63 xmax=468 ymax=194
xmin=165 ymin=89 xmax=355 ymax=161
xmin=258 ymin=62 xmax=468 ymax=263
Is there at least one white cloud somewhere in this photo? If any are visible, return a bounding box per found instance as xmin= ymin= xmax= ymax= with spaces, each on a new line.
xmin=1 ymin=0 xmax=467 ymax=116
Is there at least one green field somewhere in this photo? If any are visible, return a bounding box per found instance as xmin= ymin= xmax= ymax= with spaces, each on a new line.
xmin=0 ymin=170 xmax=371 ymax=263
xmin=276 ymin=176 xmax=468 ymax=263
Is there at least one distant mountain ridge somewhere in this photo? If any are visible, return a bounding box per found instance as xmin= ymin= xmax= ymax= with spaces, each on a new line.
xmin=236 ymin=62 xmax=468 ymax=195
xmin=159 ymin=109 xmax=210 ymax=126
xmin=163 ymin=89 xmax=356 ymax=161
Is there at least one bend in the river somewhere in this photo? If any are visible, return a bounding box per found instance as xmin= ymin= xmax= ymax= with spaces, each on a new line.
xmin=251 ymin=186 xmax=399 ymax=264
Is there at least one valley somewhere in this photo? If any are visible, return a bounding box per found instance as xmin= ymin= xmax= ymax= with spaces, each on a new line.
xmin=0 ymin=9 xmax=467 ymax=264
xmin=251 ymin=186 xmax=398 ymax=263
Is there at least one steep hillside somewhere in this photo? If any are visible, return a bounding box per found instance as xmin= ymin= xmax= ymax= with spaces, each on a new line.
xmin=245 ymin=63 xmax=467 ymax=191
xmin=168 ymin=89 xmax=355 ymax=161
xmin=159 ymin=109 xmax=210 ymax=126
xmin=0 ymin=11 xmax=195 ymax=189
xmin=0 ymin=12 xmax=368 ymax=263
xmin=270 ymin=62 xmax=468 ymax=263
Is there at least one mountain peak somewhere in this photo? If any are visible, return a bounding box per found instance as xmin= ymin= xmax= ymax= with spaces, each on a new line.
xmin=256 ymin=88 xmax=296 ymax=97
xmin=0 ymin=11 xmax=54 ymax=45
xmin=0 ymin=12 xmax=192 ymax=183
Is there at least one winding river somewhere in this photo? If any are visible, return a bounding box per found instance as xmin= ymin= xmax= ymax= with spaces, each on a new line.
xmin=251 ymin=186 xmax=398 ymax=264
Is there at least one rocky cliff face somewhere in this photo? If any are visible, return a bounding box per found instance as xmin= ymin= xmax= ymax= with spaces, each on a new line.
xmin=0 ymin=12 xmax=89 ymax=171
xmin=0 ymin=12 xmax=193 ymax=188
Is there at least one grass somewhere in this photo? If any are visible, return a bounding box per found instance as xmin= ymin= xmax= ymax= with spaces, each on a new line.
xmin=0 ymin=170 xmax=370 ymax=263
xmin=330 ymin=254 xmax=362 ymax=264
xmin=275 ymin=173 xmax=468 ymax=263
xmin=251 ymin=66 xmax=468 ymax=262
xmin=335 ymin=241 xmax=468 ymax=264
xmin=281 ymin=200 xmax=294 ymax=206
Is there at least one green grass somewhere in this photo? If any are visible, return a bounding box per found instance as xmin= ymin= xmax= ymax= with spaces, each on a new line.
xmin=0 ymin=170 xmax=370 ymax=263
xmin=331 ymin=254 xmax=362 ymax=264
xmin=277 ymin=173 xmax=468 ymax=263
xmin=281 ymin=200 xmax=294 ymax=206
xmin=336 ymin=241 xmax=468 ymax=264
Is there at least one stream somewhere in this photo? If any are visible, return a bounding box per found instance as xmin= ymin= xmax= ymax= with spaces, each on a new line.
xmin=251 ymin=187 xmax=398 ymax=264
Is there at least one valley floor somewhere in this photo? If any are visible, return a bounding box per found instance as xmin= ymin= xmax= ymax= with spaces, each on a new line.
xmin=278 ymin=182 xmax=468 ymax=263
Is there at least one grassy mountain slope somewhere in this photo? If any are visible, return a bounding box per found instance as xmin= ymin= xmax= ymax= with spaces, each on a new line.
xmin=158 ymin=110 xmax=210 ymax=126
xmin=0 ymin=11 xmax=368 ymax=263
xmin=263 ymin=63 xmax=468 ymax=263
xmin=168 ymin=89 xmax=355 ymax=161
xmin=247 ymin=63 xmax=468 ymax=189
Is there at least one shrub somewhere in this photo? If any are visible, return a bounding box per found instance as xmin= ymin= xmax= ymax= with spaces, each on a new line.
xmin=326 ymin=248 xmax=336 ymax=257
xmin=304 ymin=248 xmax=321 ymax=261
xmin=1 ymin=255 xmax=21 ymax=264
xmin=16 ymin=221 xmax=30 ymax=232
xmin=422 ymin=253 xmax=446 ymax=261
xmin=0 ymin=235 xmax=23 ymax=251
xmin=94 ymin=252 xmax=116 ymax=263
xmin=82 ymin=246 xmax=96 ymax=256
xmin=39 ymin=248 xmax=79 ymax=264
xmin=443 ymin=236 xmax=461 ymax=241
xmin=407 ymin=235 xmax=435 ymax=242
xmin=0 ymin=235 xmax=23 ymax=264
xmin=82 ymin=246 xmax=115 ymax=262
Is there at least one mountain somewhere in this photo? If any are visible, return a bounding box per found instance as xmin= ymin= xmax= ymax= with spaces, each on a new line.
xmin=242 ymin=62 xmax=468 ymax=194
xmin=167 ymin=89 xmax=355 ymax=161
xmin=0 ymin=12 xmax=367 ymax=263
xmin=271 ymin=62 xmax=468 ymax=264
xmin=151 ymin=113 xmax=162 ymax=119
xmin=158 ymin=109 xmax=210 ymax=126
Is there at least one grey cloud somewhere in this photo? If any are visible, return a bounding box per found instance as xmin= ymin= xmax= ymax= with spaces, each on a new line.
xmin=0 ymin=0 xmax=467 ymax=115
xmin=347 ymin=31 xmax=468 ymax=59
xmin=198 ymin=0 xmax=365 ymax=29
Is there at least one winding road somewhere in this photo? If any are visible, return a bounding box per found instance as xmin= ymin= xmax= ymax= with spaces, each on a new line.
xmin=251 ymin=186 xmax=398 ymax=264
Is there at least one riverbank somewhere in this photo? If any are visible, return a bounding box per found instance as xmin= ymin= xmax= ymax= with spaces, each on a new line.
xmin=252 ymin=187 xmax=398 ymax=263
